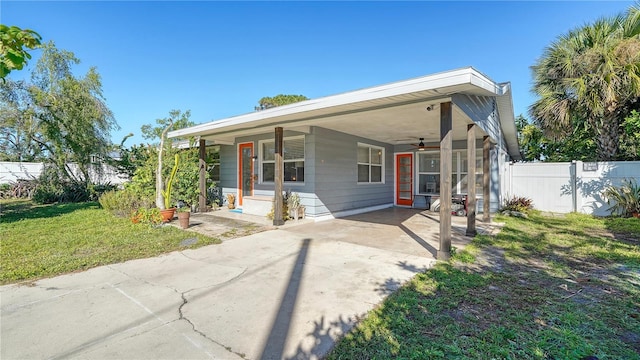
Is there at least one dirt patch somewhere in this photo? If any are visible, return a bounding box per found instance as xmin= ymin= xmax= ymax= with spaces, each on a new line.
xmin=176 ymin=213 xmax=272 ymax=241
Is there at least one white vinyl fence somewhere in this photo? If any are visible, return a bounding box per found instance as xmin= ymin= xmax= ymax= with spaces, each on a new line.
xmin=0 ymin=162 xmax=129 ymax=186
xmin=502 ymin=161 xmax=640 ymax=216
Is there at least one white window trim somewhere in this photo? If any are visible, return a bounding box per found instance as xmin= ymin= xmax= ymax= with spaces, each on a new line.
xmin=258 ymin=135 xmax=305 ymax=185
xmin=416 ymin=150 xmax=440 ymax=195
xmin=357 ymin=142 xmax=385 ymax=184
xmin=416 ymin=150 xmax=483 ymax=195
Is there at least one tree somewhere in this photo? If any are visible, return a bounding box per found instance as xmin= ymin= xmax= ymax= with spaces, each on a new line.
xmin=30 ymin=42 xmax=117 ymax=184
xmin=0 ymin=25 xmax=42 ymax=79
xmin=0 ymin=41 xmax=117 ymax=185
xmin=255 ymin=94 xmax=308 ymax=111
xmin=141 ymin=109 xmax=194 ymax=144
xmin=0 ymin=80 xmax=43 ymax=161
xmin=515 ymin=114 xmax=542 ymax=161
xmin=139 ymin=109 xmax=195 ymax=209
xmin=530 ymin=4 xmax=640 ymax=160
xmin=516 ymin=113 xmax=598 ymax=162
xmin=619 ymin=110 xmax=640 ymax=160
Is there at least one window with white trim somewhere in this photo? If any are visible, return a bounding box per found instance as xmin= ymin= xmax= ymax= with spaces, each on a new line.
xmin=260 ymin=136 xmax=305 ymax=183
xmin=416 ymin=151 xmax=483 ymax=195
xmin=457 ymin=151 xmax=483 ymax=195
xmin=417 ymin=152 xmax=440 ymax=194
xmin=357 ymin=143 xmax=384 ymax=183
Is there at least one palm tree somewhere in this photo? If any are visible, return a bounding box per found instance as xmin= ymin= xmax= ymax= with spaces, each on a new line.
xmin=530 ymin=4 xmax=640 ymax=160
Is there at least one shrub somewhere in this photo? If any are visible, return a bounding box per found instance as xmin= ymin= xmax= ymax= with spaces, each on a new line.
xmin=173 ymin=149 xmax=209 ymax=208
xmin=604 ymin=179 xmax=640 ymax=217
xmin=89 ymin=183 xmax=118 ymax=200
xmin=501 ymin=195 xmax=534 ymax=213
xmin=131 ymin=207 xmax=162 ymax=225
xmin=99 ymin=189 xmax=152 ymax=218
xmin=31 ymin=166 xmax=116 ymax=204
xmin=0 ymin=180 xmax=37 ymax=199
xmin=207 ymin=185 xmax=223 ymax=209
xmin=266 ymin=190 xmax=291 ymax=221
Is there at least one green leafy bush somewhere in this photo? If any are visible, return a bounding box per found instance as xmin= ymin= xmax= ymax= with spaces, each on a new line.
xmin=31 ymin=166 xmax=116 ymax=204
xmin=173 ymin=149 xmax=210 ymax=207
xmin=99 ymin=189 xmax=152 ymax=218
xmin=501 ymin=195 xmax=534 ymax=213
xmin=604 ymin=179 xmax=640 ymax=217
xmin=124 ymin=147 xmax=208 ymax=210
xmin=131 ymin=207 xmax=162 ymax=225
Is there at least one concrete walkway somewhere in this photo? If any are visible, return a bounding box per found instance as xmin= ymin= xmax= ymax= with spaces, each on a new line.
xmin=1 ymin=208 xmax=492 ymax=360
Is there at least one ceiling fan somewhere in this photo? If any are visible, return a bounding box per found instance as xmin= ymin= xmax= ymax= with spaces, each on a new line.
xmin=410 ymin=138 xmax=440 ymax=151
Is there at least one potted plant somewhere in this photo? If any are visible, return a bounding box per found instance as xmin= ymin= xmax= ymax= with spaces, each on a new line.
xmin=176 ymin=206 xmax=191 ymax=229
xmin=287 ymin=192 xmax=305 ymax=220
xmin=226 ymin=193 xmax=236 ymax=209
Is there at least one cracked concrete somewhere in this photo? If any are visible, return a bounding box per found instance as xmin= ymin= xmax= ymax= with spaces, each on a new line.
xmin=1 ymin=208 xmax=484 ymax=359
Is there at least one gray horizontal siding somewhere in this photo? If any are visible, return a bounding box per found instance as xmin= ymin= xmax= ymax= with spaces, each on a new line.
xmin=452 ymin=94 xmax=507 ymax=151
xmin=219 ymin=144 xmax=236 ymax=189
xmin=311 ymin=126 xmax=393 ymax=216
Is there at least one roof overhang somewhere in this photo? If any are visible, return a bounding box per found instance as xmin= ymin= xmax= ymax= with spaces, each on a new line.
xmin=169 ymin=67 xmax=521 ymax=159
xmin=495 ymin=82 xmax=522 ymax=160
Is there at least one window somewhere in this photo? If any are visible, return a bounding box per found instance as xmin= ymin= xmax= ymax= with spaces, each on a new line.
xmin=260 ymin=136 xmax=305 ymax=183
xmin=416 ymin=151 xmax=483 ymax=195
xmin=456 ymin=152 xmax=483 ymax=195
xmin=357 ymin=143 xmax=384 ymax=183
xmin=417 ymin=152 xmax=440 ymax=194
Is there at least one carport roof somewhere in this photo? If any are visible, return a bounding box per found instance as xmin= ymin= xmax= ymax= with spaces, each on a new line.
xmin=169 ymin=67 xmax=521 ymax=160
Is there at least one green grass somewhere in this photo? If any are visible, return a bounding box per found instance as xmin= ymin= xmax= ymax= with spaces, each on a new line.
xmin=328 ymin=211 xmax=640 ymax=359
xmin=0 ymin=199 xmax=221 ymax=285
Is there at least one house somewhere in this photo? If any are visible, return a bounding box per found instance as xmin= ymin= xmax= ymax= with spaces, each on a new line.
xmin=169 ymin=67 xmax=521 ymax=259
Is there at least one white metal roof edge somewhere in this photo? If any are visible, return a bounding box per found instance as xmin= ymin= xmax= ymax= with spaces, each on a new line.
xmin=495 ymin=82 xmax=522 ymax=160
xmin=168 ymin=67 xmax=504 ymax=139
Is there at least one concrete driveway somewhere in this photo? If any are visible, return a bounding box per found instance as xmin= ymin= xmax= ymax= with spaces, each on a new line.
xmin=1 ymin=208 xmax=483 ymax=360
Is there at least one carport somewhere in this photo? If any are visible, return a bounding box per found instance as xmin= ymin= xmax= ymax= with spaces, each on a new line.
xmin=169 ymin=67 xmax=521 ymax=260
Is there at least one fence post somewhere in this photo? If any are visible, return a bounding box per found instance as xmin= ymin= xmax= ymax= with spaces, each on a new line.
xmin=571 ymin=160 xmax=577 ymax=213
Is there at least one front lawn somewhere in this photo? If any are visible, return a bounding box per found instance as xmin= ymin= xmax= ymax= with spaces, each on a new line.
xmin=0 ymin=199 xmax=221 ymax=285
xmin=328 ymin=212 xmax=640 ymax=359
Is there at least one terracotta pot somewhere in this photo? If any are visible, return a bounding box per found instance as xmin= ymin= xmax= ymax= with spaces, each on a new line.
xmin=160 ymin=208 xmax=176 ymax=223
xmin=177 ymin=211 xmax=190 ymax=229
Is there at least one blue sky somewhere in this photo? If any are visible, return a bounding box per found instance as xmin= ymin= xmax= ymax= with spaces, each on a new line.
xmin=2 ymin=1 xmax=634 ymax=145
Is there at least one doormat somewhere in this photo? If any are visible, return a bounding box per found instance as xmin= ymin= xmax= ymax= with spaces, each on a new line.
xmin=229 ymin=209 xmax=243 ymax=213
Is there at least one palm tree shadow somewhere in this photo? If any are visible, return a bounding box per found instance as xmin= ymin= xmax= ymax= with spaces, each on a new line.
xmin=286 ymin=260 xmax=429 ymax=359
xmin=285 ymin=315 xmax=358 ymax=360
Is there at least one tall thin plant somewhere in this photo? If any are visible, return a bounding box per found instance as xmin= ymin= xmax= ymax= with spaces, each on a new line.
xmin=161 ymin=154 xmax=179 ymax=210
xmin=155 ymin=120 xmax=173 ymax=209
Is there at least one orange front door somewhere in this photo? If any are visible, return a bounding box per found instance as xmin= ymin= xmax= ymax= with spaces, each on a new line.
xmin=238 ymin=143 xmax=254 ymax=206
xmin=396 ymin=153 xmax=413 ymax=206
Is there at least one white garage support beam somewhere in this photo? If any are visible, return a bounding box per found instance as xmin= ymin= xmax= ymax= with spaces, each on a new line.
xmin=438 ymin=102 xmax=452 ymax=260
